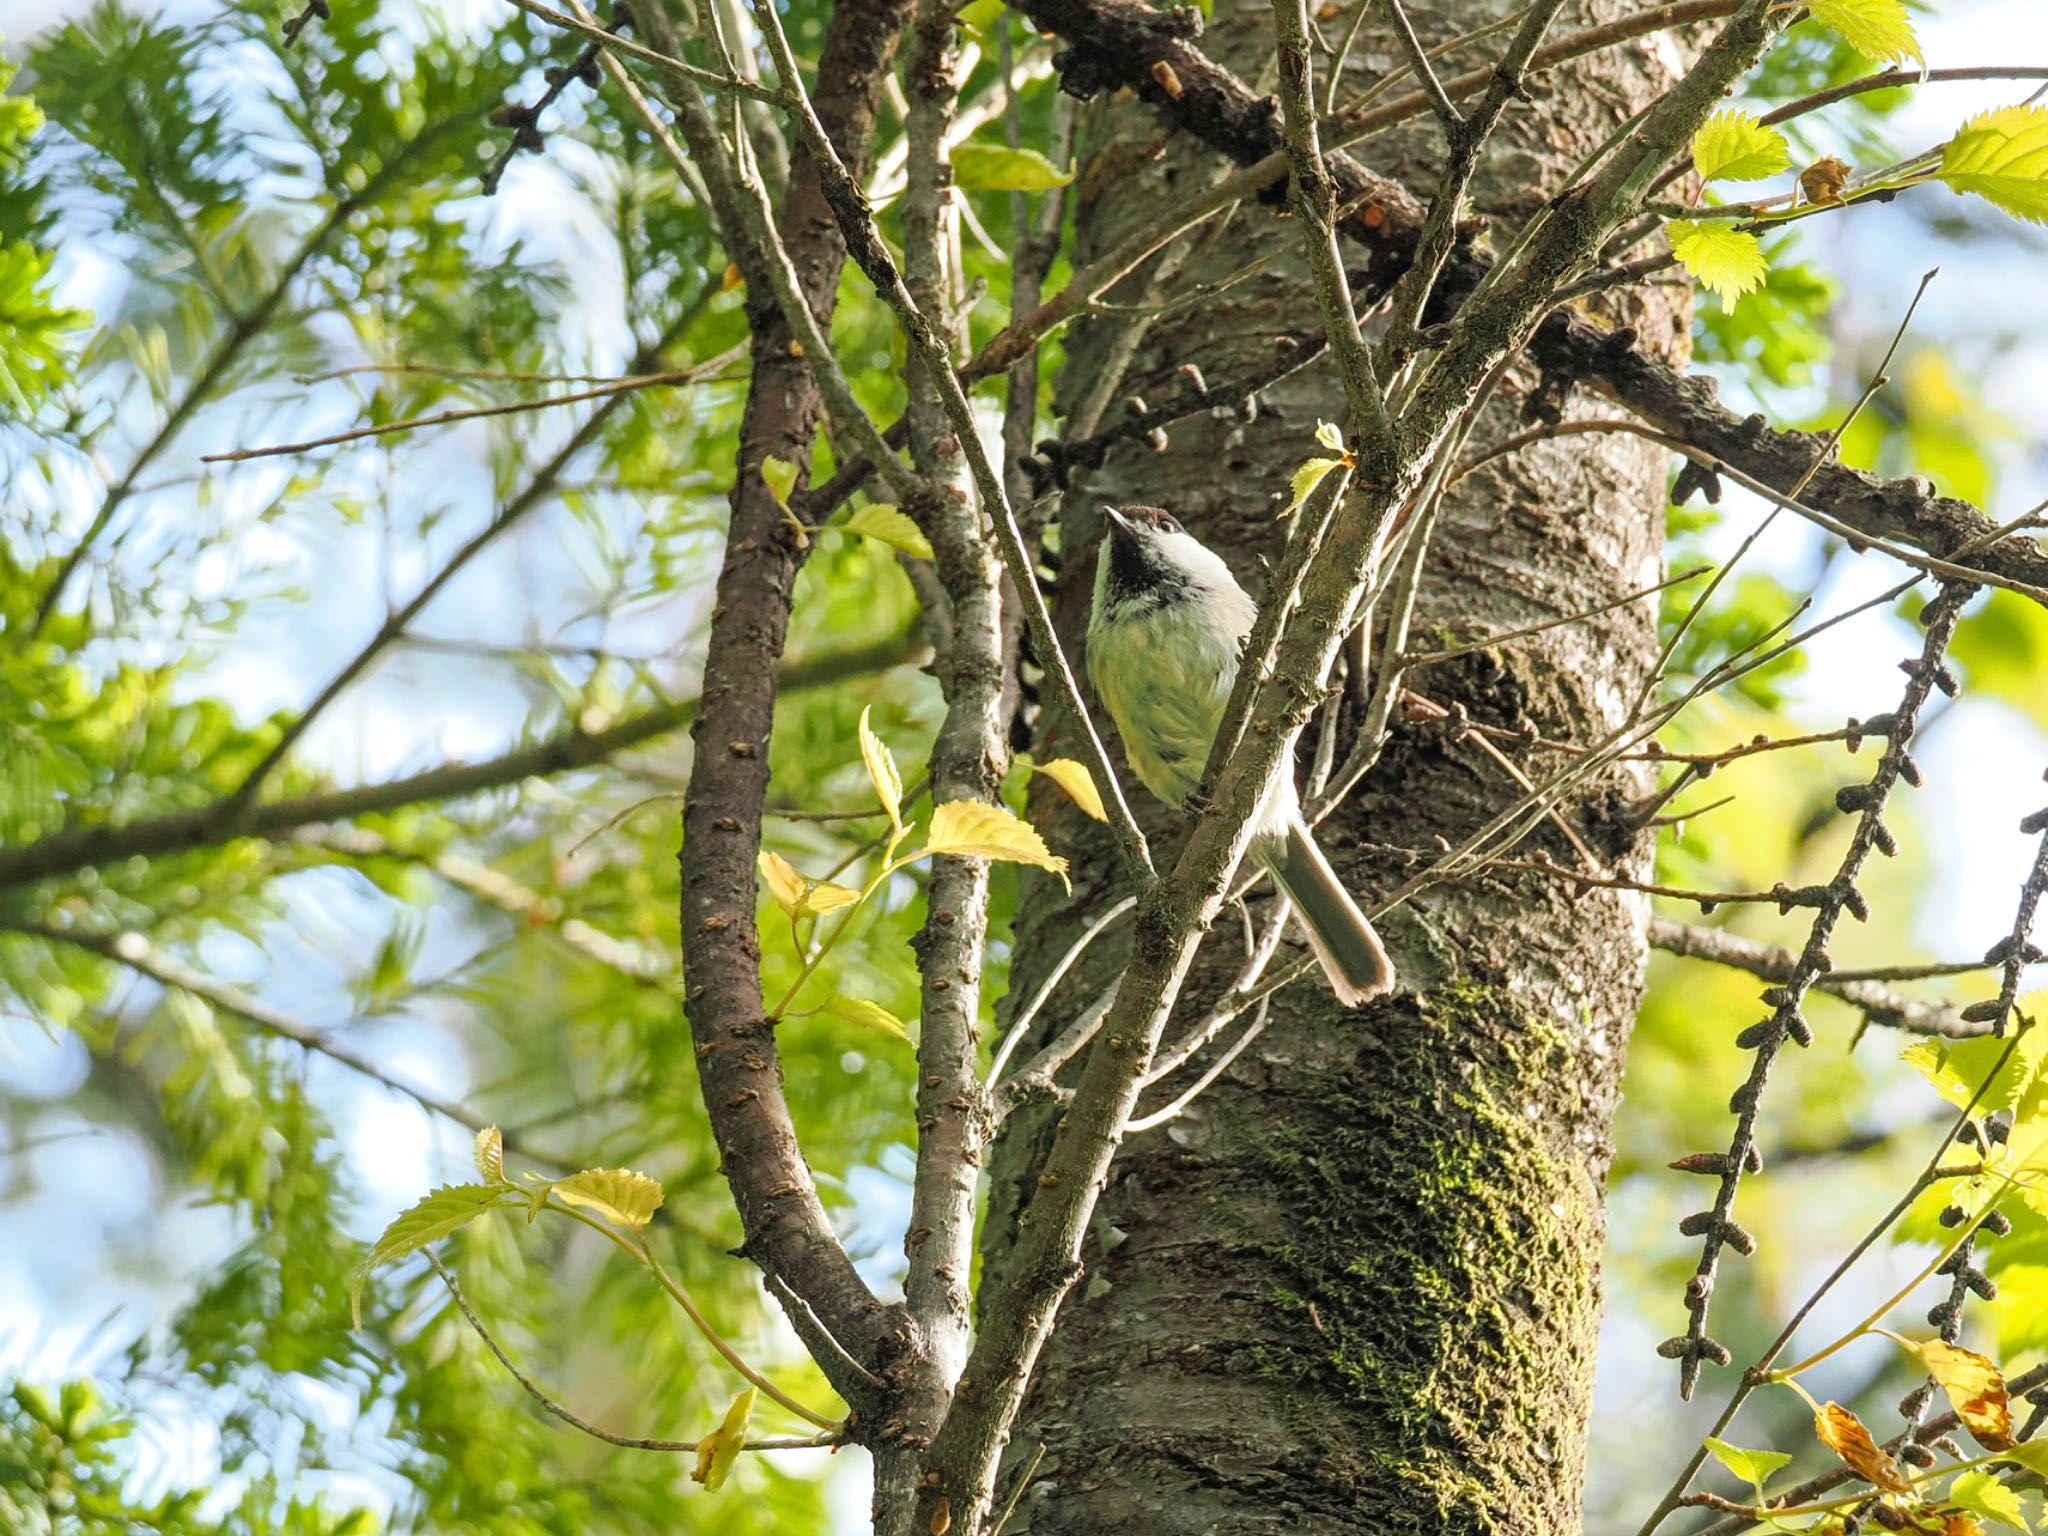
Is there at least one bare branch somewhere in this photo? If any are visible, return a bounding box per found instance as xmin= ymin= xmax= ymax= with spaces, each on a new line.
xmin=497 ymin=0 xmax=778 ymax=101
xmin=1376 ymin=0 xmax=1463 ymax=135
xmin=1649 ymin=918 xmax=1988 ymax=1039
xmin=201 ymin=349 xmax=745 ymax=462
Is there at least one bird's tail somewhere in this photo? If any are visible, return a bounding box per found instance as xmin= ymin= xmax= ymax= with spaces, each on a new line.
xmin=1258 ymin=818 xmax=1396 ymax=1007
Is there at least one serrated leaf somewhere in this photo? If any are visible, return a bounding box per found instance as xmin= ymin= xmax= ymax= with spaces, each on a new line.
xmin=950 ymin=142 xmax=1072 ymax=191
xmin=1692 ymin=111 xmax=1791 ymax=183
xmin=1949 ymin=1467 xmax=2028 ymax=1532
xmin=352 ymin=1184 xmax=508 ymax=1326
xmin=1903 ymin=1038 xmax=1978 ymax=1107
xmin=1286 ymin=456 xmax=1345 ymax=516
xmin=551 ymin=1168 xmax=665 ymax=1230
xmin=1941 ymin=106 xmax=2048 ymax=229
xmin=1033 ymin=757 xmax=1106 ymax=821
xmin=1703 ymin=1436 xmax=1793 ymax=1494
xmin=1813 ymin=1401 xmax=1912 ymax=1492
xmin=1314 ymin=419 xmax=1344 ymax=451
xmin=1806 ymin=0 xmax=1921 ymax=64
xmin=858 ymin=705 xmax=905 ymax=837
xmin=1667 ymin=220 xmax=1769 ymax=311
xmin=923 ymin=800 xmax=1070 ymax=890
xmin=692 ymin=1387 xmax=756 ymax=1490
xmin=1922 ymin=1340 xmax=2014 ymax=1450
xmin=846 ymin=503 xmax=934 ymax=560
xmin=474 ymin=1126 xmax=506 ymax=1185
xmin=820 ymin=994 xmax=912 ymax=1042
xmin=761 ymin=455 xmax=799 ymax=509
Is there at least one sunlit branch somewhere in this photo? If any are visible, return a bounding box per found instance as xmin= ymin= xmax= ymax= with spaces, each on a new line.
xmin=497 ymin=0 xmax=778 ymax=101
xmin=202 ymin=348 xmax=746 ymax=463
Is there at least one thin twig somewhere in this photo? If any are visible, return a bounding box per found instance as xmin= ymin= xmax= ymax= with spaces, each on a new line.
xmin=203 ymin=350 xmax=745 ymax=462
xmin=429 ymin=1253 xmax=834 ymax=1452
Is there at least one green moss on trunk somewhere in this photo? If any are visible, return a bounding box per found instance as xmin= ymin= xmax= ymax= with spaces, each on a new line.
xmin=1247 ymin=984 xmax=1605 ymax=1531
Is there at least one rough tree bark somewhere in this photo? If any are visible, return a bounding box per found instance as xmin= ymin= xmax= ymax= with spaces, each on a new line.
xmin=987 ymin=2 xmax=1695 ymax=1530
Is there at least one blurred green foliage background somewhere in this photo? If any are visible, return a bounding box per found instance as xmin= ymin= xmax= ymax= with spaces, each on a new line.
xmin=2 ymin=0 xmax=2046 ymax=1531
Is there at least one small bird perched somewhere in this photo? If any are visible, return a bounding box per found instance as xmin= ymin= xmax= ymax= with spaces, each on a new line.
xmin=1086 ymin=504 xmax=1396 ymax=1006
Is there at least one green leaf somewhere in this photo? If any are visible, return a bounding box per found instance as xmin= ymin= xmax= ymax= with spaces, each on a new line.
xmin=1903 ymin=1037 xmax=1977 ymax=1107
xmin=957 ymin=0 xmax=1005 ymax=34
xmin=820 ymin=994 xmax=912 ymax=1042
xmin=845 ymin=503 xmax=934 ymax=560
xmin=1667 ymin=220 xmax=1768 ymax=311
xmin=352 ymin=1184 xmax=509 ymax=1326
xmin=551 ymin=1167 xmax=665 ymax=1230
xmin=1950 ymin=1467 xmax=2030 ymax=1532
xmin=858 ymin=705 xmax=905 ymax=837
xmin=1997 ymin=1442 xmax=2048 ymax=1479
xmin=1702 ymin=1436 xmax=1792 ymax=1495
xmin=923 ymin=799 xmax=1070 ymax=890
xmin=950 ymin=142 xmax=1073 ymax=192
xmin=1691 ymin=111 xmax=1791 ymax=183
xmin=1941 ymin=105 xmax=2048 ymax=228
xmin=692 ymin=1388 xmax=755 ymax=1490
xmin=761 ymin=454 xmax=800 ymax=509
xmin=1285 ymin=456 xmax=1345 ymax=516
xmin=1805 ymin=0 xmax=1922 ymax=64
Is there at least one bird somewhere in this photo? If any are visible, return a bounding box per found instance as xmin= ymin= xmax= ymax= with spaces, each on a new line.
xmin=1085 ymin=503 xmax=1396 ymax=1006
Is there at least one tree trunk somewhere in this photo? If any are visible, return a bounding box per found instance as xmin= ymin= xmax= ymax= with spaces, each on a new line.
xmin=986 ymin=3 xmax=1694 ymax=1530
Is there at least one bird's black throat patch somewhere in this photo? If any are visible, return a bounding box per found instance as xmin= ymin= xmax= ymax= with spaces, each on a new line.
xmin=1104 ymin=516 xmax=1195 ymax=613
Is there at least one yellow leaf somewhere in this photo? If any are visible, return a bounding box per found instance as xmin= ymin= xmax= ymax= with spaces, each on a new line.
xmin=821 ymin=994 xmax=912 ymax=1042
xmin=1942 ymin=105 xmax=2048 ymax=229
xmin=759 ymin=851 xmax=859 ymax=918
xmin=473 ymin=1125 xmax=505 ymax=1185
xmin=1033 ymin=757 xmax=1107 ymax=821
xmin=692 ymin=1387 xmax=755 ymax=1490
xmin=1285 ymin=455 xmax=1345 ymax=516
xmin=1922 ymin=1340 xmax=2014 ymax=1450
xmin=1667 ymin=220 xmax=1769 ymax=311
xmin=761 ymin=455 xmax=799 ymax=510
xmin=1813 ymin=1401 xmax=1912 ymax=1492
xmin=551 ymin=1168 xmax=665 ymax=1231
xmin=1313 ymin=419 xmax=1344 ymax=451
xmin=1806 ymin=0 xmax=1921 ymax=65
xmin=923 ymin=800 xmax=1070 ymax=890
xmin=1691 ymin=110 xmax=1791 ymax=183
xmin=846 ymin=504 xmax=934 ymax=560
xmin=858 ymin=706 xmax=905 ymax=837
xmin=759 ymin=850 xmax=807 ymax=915
xmin=798 ymin=879 xmax=859 ymax=917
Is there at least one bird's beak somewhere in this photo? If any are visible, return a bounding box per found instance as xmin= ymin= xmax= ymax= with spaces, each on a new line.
xmin=1102 ymin=505 xmax=1136 ymax=539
